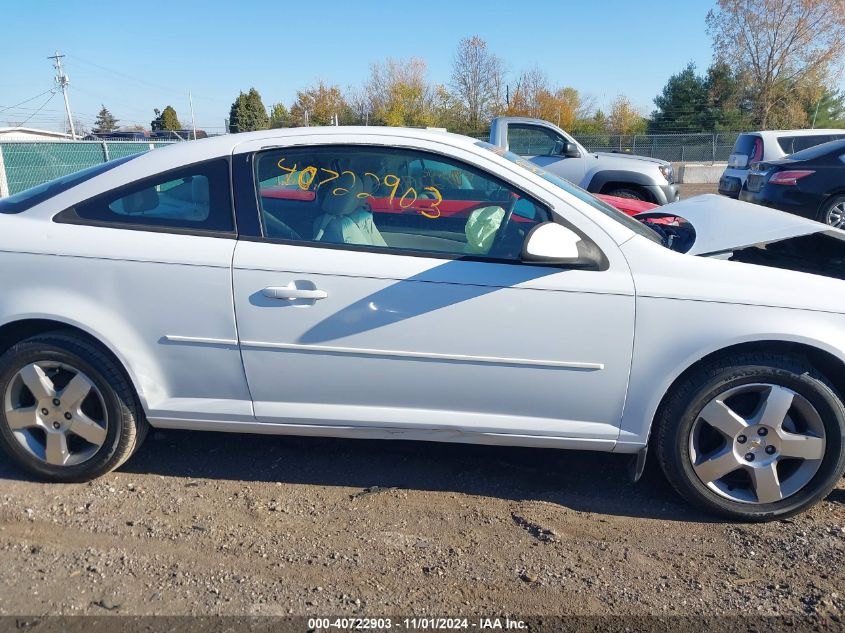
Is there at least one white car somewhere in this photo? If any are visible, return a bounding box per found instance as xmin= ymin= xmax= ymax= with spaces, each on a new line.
xmin=1 ymin=127 xmax=844 ymax=521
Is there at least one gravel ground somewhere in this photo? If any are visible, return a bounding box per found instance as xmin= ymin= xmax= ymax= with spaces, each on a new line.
xmin=2 ymin=180 xmax=842 ymax=625
xmin=0 ymin=429 xmax=842 ymax=620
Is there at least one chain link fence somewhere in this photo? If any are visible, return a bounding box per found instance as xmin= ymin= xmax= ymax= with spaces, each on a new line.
xmin=573 ymin=132 xmax=740 ymax=163
xmin=0 ymin=140 xmax=174 ymax=197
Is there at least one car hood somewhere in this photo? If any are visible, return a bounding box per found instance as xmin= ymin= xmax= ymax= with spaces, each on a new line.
xmin=593 ymin=151 xmax=670 ymax=167
xmin=636 ymin=194 xmax=845 ymax=255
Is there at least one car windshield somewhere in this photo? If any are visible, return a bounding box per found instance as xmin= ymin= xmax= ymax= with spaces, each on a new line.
xmin=476 ymin=141 xmax=662 ymax=244
xmin=0 ymin=153 xmax=141 ymax=215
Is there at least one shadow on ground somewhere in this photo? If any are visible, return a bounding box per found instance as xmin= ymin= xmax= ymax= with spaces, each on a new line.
xmin=0 ymin=428 xmax=724 ymax=522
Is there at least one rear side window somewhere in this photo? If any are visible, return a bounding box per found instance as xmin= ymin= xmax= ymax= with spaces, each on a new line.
xmin=777 ymin=135 xmax=832 ymax=154
xmin=64 ymin=159 xmax=234 ymax=233
xmin=507 ymin=125 xmax=565 ymax=156
xmin=786 ymin=139 xmax=845 ymax=162
xmin=0 ymin=154 xmax=141 ymax=215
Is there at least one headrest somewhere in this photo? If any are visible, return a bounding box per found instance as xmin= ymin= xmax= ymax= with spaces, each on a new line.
xmin=320 ymin=177 xmax=365 ymax=216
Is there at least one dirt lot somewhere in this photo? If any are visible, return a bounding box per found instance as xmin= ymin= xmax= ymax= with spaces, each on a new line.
xmin=0 ymin=426 xmax=843 ymax=621
xmin=678 ymin=182 xmax=719 ymax=198
xmin=1 ymin=180 xmax=842 ymax=625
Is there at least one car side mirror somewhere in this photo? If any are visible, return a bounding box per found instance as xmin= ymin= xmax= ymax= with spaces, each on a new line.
xmin=561 ymin=142 xmax=581 ymax=158
xmin=521 ymin=222 xmax=602 ymax=268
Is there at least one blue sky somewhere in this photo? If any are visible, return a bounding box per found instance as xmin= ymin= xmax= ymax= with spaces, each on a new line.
xmin=1 ymin=0 xmax=716 ymax=133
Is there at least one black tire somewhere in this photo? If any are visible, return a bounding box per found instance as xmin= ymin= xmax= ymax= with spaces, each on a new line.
xmin=603 ymin=186 xmax=649 ymax=201
xmin=817 ymin=194 xmax=845 ymax=228
xmin=0 ymin=332 xmax=147 ymax=482
xmin=654 ymin=352 xmax=845 ymax=521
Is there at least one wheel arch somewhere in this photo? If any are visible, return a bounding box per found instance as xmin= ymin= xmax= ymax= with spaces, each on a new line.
xmin=643 ymin=339 xmax=845 ymax=447
xmin=0 ymin=317 xmax=151 ymax=414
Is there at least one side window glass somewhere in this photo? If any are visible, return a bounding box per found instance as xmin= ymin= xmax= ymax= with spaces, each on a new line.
xmin=73 ymin=159 xmax=233 ymax=232
xmin=254 ymin=146 xmax=550 ymax=261
xmin=507 ymin=125 xmax=563 ymax=156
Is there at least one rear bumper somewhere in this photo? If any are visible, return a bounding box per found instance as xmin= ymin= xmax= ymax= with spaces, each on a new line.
xmin=718 ymin=175 xmax=742 ymax=198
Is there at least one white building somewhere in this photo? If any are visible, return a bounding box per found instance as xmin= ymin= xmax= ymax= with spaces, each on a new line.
xmin=0 ymin=127 xmax=73 ymax=141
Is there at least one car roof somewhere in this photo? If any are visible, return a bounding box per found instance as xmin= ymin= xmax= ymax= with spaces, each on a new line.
xmin=744 ymin=129 xmax=845 ymax=139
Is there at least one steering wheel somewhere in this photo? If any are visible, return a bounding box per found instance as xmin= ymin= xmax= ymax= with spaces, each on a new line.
xmin=488 ymin=193 xmax=520 ymax=257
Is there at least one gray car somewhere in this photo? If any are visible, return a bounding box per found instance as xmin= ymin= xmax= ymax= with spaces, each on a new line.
xmin=489 ymin=116 xmax=679 ymax=204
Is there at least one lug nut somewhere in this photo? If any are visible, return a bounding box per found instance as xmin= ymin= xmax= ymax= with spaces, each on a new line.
xmin=765 ymin=446 xmax=776 ymax=455
xmin=758 ymin=427 xmax=768 ymax=437
xmin=52 ymin=421 xmax=60 ymax=429
xmin=64 ymin=412 xmax=72 ymax=420
xmin=737 ymin=435 xmax=747 ymax=444
xmin=744 ymin=453 xmax=755 ymax=462
xmin=40 ymin=408 xmax=49 ymax=416
xmin=52 ymin=398 xmax=61 ymax=407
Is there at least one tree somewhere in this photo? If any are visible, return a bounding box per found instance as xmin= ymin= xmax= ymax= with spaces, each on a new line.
xmin=450 ymin=36 xmax=506 ymax=131
xmin=269 ymin=103 xmax=291 ymax=128
xmin=228 ymin=88 xmax=269 ymax=133
xmin=706 ymin=0 xmax=845 ymax=128
xmin=289 ymin=81 xmax=350 ymax=126
xmin=651 ymin=63 xmax=710 ymax=132
xmin=607 ymin=96 xmax=647 ymax=135
xmin=93 ymin=105 xmax=119 ymax=133
xmin=151 ymin=106 xmax=181 ymax=131
xmin=364 ymin=58 xmax=436 ymax=127
xmin=806 ymin=89 xmax=845 ymax=128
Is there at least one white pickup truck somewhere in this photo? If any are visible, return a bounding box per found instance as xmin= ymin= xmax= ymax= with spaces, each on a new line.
xmin=488 ymin=116 xmax=680 ymax=205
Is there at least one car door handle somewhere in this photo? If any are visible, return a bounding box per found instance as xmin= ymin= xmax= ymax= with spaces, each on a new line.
xmin=262 ymin=286 xmax=328 ymax=301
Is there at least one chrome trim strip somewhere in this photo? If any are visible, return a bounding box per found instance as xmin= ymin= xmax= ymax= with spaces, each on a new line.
xmin=164 ymin=335 xmax=239 ymax=346
xmin=239 ymin=340 xmax=604 ymax=370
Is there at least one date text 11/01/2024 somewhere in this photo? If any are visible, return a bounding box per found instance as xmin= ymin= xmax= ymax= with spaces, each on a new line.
xmin=307 ymin=617 xmax=528 ymax=630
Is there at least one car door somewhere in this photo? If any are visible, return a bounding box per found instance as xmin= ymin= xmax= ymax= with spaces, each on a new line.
xmin=231 ymin=139 xmax=635 ymax=442
xmin=506 ymin=122 xmax=587 ymax=185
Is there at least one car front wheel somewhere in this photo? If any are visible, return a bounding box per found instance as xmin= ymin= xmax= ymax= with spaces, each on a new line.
xmin=655 ymin=352 xmax=845 ymax=521
xmin=0 ymin=332 xmax=147 ymax=482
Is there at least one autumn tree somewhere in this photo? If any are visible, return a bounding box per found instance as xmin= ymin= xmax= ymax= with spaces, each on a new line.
xmin=450 ymin=36 xmax=506 ymax=130
xmin=365 ymin=58 xmax=436 ymax=127
xmin=289 ymin=81 xmax=350 ymax=126
xmin=229 ymin=88 xmax=269 ymax=133
xmin=505 ymin=67 xmax=594 ymax=131
xmin=706 ymin=0 xmax=845 ymax=128
xmin=93 ymin=105 xmax=119 ymax=133
xmin=607 ymin=96 xmax=647 ymax=135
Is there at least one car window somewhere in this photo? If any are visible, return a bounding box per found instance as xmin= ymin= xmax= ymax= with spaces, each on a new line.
xmin=777 ymin=135 xmax=831 ymax=154
xmin=785 ymin=138 xmax=845 ymax=162
xmin=507 ymin=124 xmax=564 ymax=156
xmin=731 ymin=134 xmax=763 ymax=162
xmin=0 ymin=154 xmax=141 ymax=215
xmin=254 ymin=145 xmax=551 ymax=261
xmin=69 ymin=159 xmax=234 ymax=233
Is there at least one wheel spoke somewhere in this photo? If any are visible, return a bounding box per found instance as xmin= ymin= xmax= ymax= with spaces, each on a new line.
xmin=699 ymin=398 xmax=748 ymax=437
xmin=4 ymin=406 xmax=39 ymax=431
xmin=61 ymin=373 xmax=94 ymax=410
xmin=45 ymin=432 xmax=70 ymax=466
xmin=753 ymin=386 xmax=794 ymax=428
xmin=750 ymin=463 xmax=783 ymax=503
xmin=693 ymin=448 xmax=742 ymax=483
xmin=69 ymin=413 xmax=106 ymax=447
xmin=779 ymin=432 xmax=825 ymax=460
xmin=19 ymin=364 xmax=56 ymax=400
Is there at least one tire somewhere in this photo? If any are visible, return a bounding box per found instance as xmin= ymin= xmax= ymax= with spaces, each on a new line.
xmin=603 ymin=187 xmax=649 ymax=201
xmin=0 ymin=332 xmax=147 ymax=482
xmin=817 ymin=194 xmax=845 ymax=229
xmin=654 ymin=352 xmax=845 ymax=521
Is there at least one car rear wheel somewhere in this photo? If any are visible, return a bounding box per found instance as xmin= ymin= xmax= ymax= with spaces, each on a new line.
xmin=0 ymin=332 xmax=147 ymax=482
xmin=818 ymin=195 xmax=845 ymax=229
xmin=655 ymin=352 xmax=845 ymax=521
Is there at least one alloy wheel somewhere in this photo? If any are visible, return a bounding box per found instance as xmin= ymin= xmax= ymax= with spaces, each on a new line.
xmin=2 ymin=361 xmax=108 ymax=466
xmin=826 ymin=202 xmax=845 ymax=228
xmin=689 ymin=383 xmax=826 ymax=504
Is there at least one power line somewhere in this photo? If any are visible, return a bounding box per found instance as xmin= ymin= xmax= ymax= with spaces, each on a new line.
xmin=0 ymin=89 xmax=55 ymax=113
xmin=12 ymin=92 xmax=58 ymax=129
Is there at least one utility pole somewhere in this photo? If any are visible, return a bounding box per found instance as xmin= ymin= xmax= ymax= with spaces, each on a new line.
xmin=48 ymin=51 xmax=75 ymax=139
xmin=188 ymin=91 xmax=197 ymax=140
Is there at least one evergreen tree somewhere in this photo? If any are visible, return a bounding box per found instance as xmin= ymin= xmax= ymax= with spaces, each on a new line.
xmin=269 ymin=102 xmax=291 ymax=128
xmin=650 ymin=63 xmax=709 ymax=133
xmin=151 ymin=106 xmax=181 ymax=131
xmin=806 ymin=90 xmax=845 ymax=128
xmin=229 ymin=88 xmax=270 ymax=133
xmin=93 ymin=105 xmax=119 ymax=133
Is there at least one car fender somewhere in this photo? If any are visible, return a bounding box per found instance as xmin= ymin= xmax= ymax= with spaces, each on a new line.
xmin=586 ymin=169 xmax=658 ymax=193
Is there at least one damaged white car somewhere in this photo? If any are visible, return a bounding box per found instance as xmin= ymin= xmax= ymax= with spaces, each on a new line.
xmin=0 ymin=127 xmax=843 ymax=521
